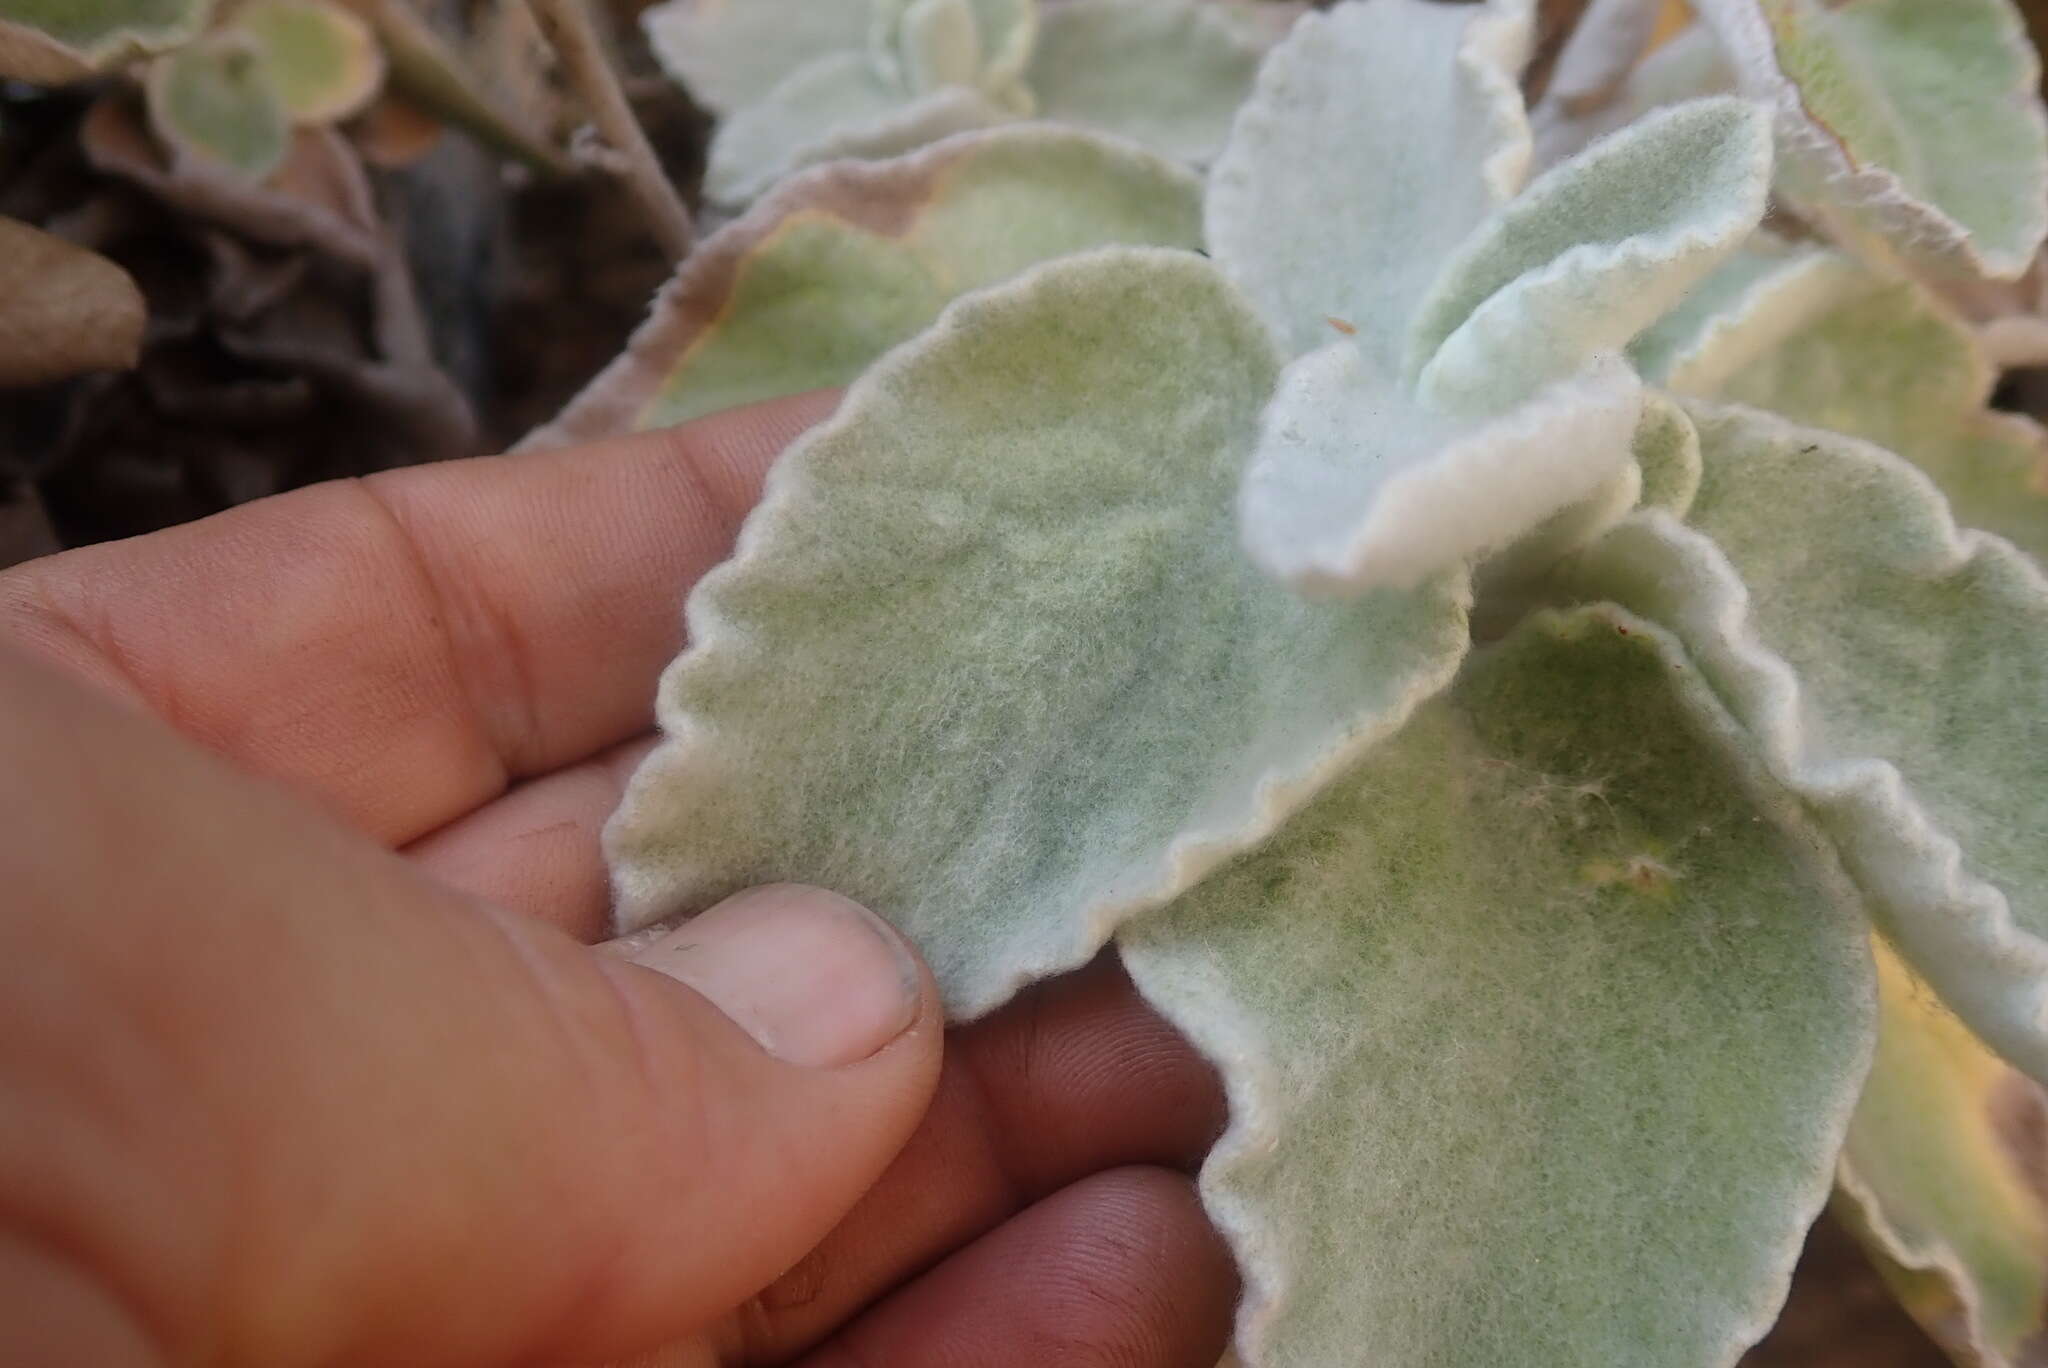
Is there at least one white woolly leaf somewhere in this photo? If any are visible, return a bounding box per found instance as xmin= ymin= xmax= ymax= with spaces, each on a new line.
xmin=527 ymin=127 xmax=1202 ymax=447
xmin=1568 ymin=402 xmax=2048 ymax=1086
xmin=1837 ymin=941 xmax=2048 ymax=1368
xmin=1409 ymin=96 xmax=1771 ymax=412
xmin=898 ymin=0 xmax=982 ymax=94
xmin=1120 ymin=607 xmax=1875 ymax=1368
xmin=607 ymin=249 xmax=1471 ymax=1018
xmin=1025 ymin=0 xmax=1261 ymax=167
xmin=642 ymin=0 xmax=872 ymax=115
xmin=1240 ymin=341 xmax=1641 ymax=591
xmin=702 ymin=52 xmax=1007 ymax=207
xmin=1203 ymin=0 xmax=1534 ymax=363
xmin=1692 ymin=0 xmax=2048 ymax=281
xmin=1629 ymin=239 xmax=1859 ymax=394
xmin=1632 ymin=389 xmax=1704 ymax=516
xmin=1639 ymin=245 xmax=2048 ymax=563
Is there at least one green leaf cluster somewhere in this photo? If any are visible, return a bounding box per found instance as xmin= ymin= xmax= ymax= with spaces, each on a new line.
xmin=644 ymin=0 xmax=1265 ymax=204
xmin=545 ymin=2 xmax=2048 ymax=1365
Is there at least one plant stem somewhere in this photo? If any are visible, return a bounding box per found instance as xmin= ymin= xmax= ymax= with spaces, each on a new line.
xmin=530 ymin=0 xmax=694 ymax=263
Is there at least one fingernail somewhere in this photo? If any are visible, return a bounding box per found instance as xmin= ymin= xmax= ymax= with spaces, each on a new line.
xmin=625 ymin=885 xmax=920 ymax=1068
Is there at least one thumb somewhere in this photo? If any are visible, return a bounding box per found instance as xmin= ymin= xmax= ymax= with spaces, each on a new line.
xmin=0 ymin=645 xmax=942 ymax=1368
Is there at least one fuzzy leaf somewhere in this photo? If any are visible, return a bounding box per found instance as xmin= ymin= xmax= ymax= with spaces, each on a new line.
xmin=875 ymin=0 xmax=1036 ymax=91
xmin=529 ymin=127 xmax=1202 ymax=446
xmin=703 ymin=52 xmax=1008 ymax=206
xmin=0 ymin=0 xmax=213 ymax=81
xmin=606 ymin=248 xmax=1472 ymax=1018
xmin=1240 ymin=341 xmax=1641 ymax=591
xmin=1025 ymin=0 xmax=1261 ymax=167
xmin=235 ymin=0 xmax=384 ymax=125
xmin=642 ymin=0 xmax=871 ymax=115
xmin=1633 ymin=389 xmax=1703 ymax=515
xmin=1628 ymin=239 xmax=1855 ymax=394
xmin=0 ymin=217 xmax=146 ymax=385
xmin=147 ymin=33 xmax=291 ymax=180
xmin=1836 ymin=940 xmax=2048 ymax=1368
xmin=1409 ymin=96 xmax=1771 ymax=413
xmin=1569 ymin=402 xmax=2048 ymax=1086
xmin=896 ymin=0 xmax=983 ymax=93
xmin=1649 ymin=253 xmax=2048 ymax=564
xmin=1119 ymin=607 xmax=1876 ymax=1368
xmin=1204 ymin=0 xmax=1534 ymax=362
xmin=1693 ymin=0 xmax=2048 ymax=281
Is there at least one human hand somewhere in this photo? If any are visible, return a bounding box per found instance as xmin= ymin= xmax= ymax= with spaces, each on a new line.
xmin=0 ymin=396 xmax=1235 ymax=1367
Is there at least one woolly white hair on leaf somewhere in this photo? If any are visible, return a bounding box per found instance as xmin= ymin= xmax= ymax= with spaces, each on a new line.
xmin=1409 ymin=95 xmax=1773 ymax=412
xmin=1202 ymin=0 xmax=1535 ymax=363
xmin=1240 ymin=342 xmax=1642 ymax=593
xmin=1569 ymin=400 xmax=2048 ymax=1085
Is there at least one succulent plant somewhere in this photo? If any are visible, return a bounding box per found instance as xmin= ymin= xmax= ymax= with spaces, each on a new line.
xmin=575 ymin=1 xmax=2048 ymax=1364
xmin=644 ymin=0 xmax=1265 ymax=204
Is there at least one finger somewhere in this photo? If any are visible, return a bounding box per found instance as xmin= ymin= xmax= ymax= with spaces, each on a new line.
xmin=0 ymin=392 xmax=837 ymax=846
xmin=795 ymin=1168 xmax=1237 ymax=1368
xmin=727 ymin=955 xmax=1227 ymax=1362
xmin=0 ymin=646 xmax=939 ymax=1367
xmin=405 ymin=733 xmax=658 ymax=941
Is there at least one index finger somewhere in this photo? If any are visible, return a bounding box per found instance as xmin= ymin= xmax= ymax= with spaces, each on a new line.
xmin=0 ymin=392 xmax=837 ymax=846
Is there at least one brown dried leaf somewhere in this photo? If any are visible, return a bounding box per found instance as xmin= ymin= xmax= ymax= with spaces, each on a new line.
xmin=0 ymin=215 xmax=146 ymax=386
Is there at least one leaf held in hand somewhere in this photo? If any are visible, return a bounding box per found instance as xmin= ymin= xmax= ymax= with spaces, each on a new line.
xmin=606 ymin=248 xmax=1471 ymax=1018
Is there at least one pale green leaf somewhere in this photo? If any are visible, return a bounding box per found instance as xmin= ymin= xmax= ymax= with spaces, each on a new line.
xmin=529 ymin=127 xmax=1203 ymax=446
xmin=1837 ymin=939 xmax=2048 ymax=1368
xmin=234 ymin=0 xmax=384 ymax=125
xmin=898 ymin=0 xmax=982 ymax=94
xmin=642 ymin=0 xmax=871 ymax=115
xmin=703 ymin=52 xmax=1008 ymax=206
xmin=1568 ymin=402 xmax=2048 ymax=1085
xmin=1026 ymin=0 xmax=1261 ymax=167
xmin=1633 ymin=389 xmax=1703 ymax=515
xmin=1240 ymin=341 xmax=1640 ymax=591
xmin=0 ymin=0 xmax=213 ymax=80
xmin=147 ymin=33 xmax=291 ymax=180
xmin=1628 ymin=239 xmax=1857 ymax=395
xmin=1664 ymin=257 xmax=2048 ymax=564
xmin=1119 ymin=606 xmax=1875 ymax=1368
xmin=606 ymin=248 xmax=1471 ymax=1018
xmin=965 ymin=0 xmax=1036 ymax=89
xmin=1693 ymin=0 xmax=2048 ymax=281
xmin=1409 ymin=96 xmax=1771 ymax=413
xmin=1204 ymin=0 xmax=1534 ymax=362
